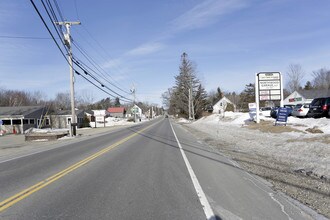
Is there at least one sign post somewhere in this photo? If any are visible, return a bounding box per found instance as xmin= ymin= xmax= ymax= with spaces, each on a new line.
xmin=0 ymin=120 xmax=3 ymax=136
xmin=255 ymin=72 xmax=283 ymax=123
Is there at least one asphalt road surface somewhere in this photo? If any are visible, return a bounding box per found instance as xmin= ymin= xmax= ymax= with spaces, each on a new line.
xmin=0 ymin=118 xmax=314 ymax=219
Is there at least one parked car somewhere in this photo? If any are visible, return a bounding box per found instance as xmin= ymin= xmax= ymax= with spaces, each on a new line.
xmin=260 ymin=107 xmax=272 ymax=117
xmin=307 ymin=97 xmax=330 ymax=118
xmin=270 ymin=105 xmax=295 ymax=118
xmin=291 ymin=103 xmax=310 ymax=117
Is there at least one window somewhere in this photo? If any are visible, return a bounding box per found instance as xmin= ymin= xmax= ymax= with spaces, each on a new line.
xmin=23 ymin=119 xmax=29 ymax=124
xmin=2 ymin=120 xmax=11 ymax=125
xmin=67 ymin=117 xmax=72 ymax=125
xmin=12 ymin=119 xmax=22 ymax=125
xmin=30 ymin=119 xmax=35 ymax=124
xmin=45 ymin=118 xmax=50 ymax=125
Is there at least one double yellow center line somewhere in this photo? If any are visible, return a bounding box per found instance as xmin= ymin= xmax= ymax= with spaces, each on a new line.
xmin=0 ymin=123 xmax=155 ymax=212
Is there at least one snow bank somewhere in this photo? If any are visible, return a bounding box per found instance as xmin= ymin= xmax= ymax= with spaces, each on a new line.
xmin=189 ymin=112 xmax=330 ymax=179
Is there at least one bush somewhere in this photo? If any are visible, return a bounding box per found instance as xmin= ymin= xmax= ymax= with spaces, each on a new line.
xmin=226 ymin=103 xmax=235 ymax=112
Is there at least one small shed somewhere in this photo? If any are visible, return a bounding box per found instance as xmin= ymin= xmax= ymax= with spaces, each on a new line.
xmin=0 ymin=106 xmax=49 ymax=134
xmin=50 ymin=109 xmax=85 ymax=129
xmin=107 ymin=107 xmax=126 ymax=118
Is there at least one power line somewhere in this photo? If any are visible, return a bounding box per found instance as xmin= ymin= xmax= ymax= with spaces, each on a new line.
xmin=0 ymin=35 xmax=53 ymax=40
xmin=72 ymin=41 xmax=131 ymax=95
xmin=73 ymin=59 xmax=132 ymax=101
xmin=30 ymin=0 xmax=132 ymax=103
xmin=74 ymin=25 xmax=130 ymax=91
xmin=30 ymin=0 xmax=68 ymax=62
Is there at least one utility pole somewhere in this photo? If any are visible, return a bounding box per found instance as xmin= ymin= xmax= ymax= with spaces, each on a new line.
xmin=55 ymin=21 xmax=81 ymax=136
xmin=191 ymin=86 xmax=195 ymax=120
xmin=131 ymin=85 xmax=136 ymax=122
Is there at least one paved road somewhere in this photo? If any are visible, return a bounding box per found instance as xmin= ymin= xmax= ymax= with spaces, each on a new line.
xmin=0 ymin=118 xmax=314 ymax=219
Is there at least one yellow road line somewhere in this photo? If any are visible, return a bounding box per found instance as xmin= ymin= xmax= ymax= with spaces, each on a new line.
xmin=0 ymin=122 xmax=156 ymax=212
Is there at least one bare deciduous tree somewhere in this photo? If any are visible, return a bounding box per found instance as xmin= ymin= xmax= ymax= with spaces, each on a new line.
xmin=286 ymin=64 xmax=305 ymax=92
xmin=312 ymin=68 xmax=330 ymax=89
xmin=53 ymin=92 xmax=71 ymax=110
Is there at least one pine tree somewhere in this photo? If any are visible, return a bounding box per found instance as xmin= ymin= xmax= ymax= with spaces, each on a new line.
xmin=239 ymin=83 xmax=255 ymax=111
xmin=168 ymin=53 xmax=207 ymax=119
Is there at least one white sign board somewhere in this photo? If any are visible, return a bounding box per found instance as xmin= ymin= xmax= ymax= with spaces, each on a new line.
xmin=257 ymin=72 xmax=282 ymax=101
xmin=96 ymin=116 xmax=104 ymax=122
xmin=258 ymin=72 xmax=280 ymax=80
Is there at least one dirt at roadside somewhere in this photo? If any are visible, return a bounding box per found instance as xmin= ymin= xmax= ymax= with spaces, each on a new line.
xmin=182 ymin=123 xmax=330 ymax=219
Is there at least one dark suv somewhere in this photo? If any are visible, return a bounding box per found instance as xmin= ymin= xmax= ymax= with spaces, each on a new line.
xmin=308 ymin=97 xmax=330 ymax=118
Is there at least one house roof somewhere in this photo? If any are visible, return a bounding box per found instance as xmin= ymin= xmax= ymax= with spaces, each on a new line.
xmin=0 ymin=106 xmax=45 ymax=117
xmin=297 ymin=89 xmax=330 ymax=99
xmin=107 ymin=107 xmax=126 ymax=113
xmin=54 ymin=109 xmax=85 ymax=116
xmin=213 ymin=96 xmax=234 ymax=107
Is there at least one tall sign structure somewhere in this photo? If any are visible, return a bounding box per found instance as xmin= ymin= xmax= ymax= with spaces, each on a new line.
xmin=255 ymin=72 xmax=283 ymax=123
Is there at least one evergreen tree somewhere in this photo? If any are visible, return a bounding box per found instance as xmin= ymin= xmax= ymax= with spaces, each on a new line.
xmin=239 ymin=83 xmax=255 ymax=111
xmin=163 ymin=53 xmax=207 ymax=119
xmin=194 ymin=84 xmax=208 ymax=119
xmin=303 ymin=81 xmax=313 ymax=90
xmin=114 ymin=97 xmax=121 ymax=107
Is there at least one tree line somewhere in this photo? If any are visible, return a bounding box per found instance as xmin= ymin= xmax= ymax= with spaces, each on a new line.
xmin=162 ymin=56 xmax=330 ymax=118
xmin=0 ymin=88 xmax=162 ymax=115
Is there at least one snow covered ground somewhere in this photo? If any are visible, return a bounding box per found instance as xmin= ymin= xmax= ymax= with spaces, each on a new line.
xmin=186 ymin=112 xmax=330 ymax=180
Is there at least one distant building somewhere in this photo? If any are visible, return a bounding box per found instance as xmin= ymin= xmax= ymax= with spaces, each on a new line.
xmin=145 ymin=108 xmax=156 ymax=118
xmin=212 ymin=97 xmax=236 ymax=114
xmin=50 ymin=109 xmax=85 ymax=129
xmin=284 ymin=89 xmax=330 ymax=105
xmin=107 ymin=107 xmax=126 ymax=118
xmin=129 ymin=105 xmax=142 ymax=118
xmin=0 ymin=106 xmax=49 ymax=134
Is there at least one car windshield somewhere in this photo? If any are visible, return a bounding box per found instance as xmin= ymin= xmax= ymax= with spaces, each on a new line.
xmin=294 ymin=104 xmax=302 ymax=109
xmin=311 ymin=99 xmax=324 ymax=106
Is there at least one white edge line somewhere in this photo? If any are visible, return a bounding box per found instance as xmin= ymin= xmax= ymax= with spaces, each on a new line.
xmin=170 ymin=121 xmax=216 ymax=220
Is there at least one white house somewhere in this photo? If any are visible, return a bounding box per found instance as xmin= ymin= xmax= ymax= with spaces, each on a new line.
xmin=212 ymin=96 xmax=235 ymax=114
xmin=131 ymin=105 xmax=142 ymax=118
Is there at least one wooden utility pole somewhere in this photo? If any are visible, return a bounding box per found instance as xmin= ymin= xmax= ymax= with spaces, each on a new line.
xmin=55 ymin=21 xmax=81 ymax=136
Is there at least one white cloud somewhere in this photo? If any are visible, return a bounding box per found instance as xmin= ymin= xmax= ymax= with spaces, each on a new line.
xmin=103 ymin=58 xmax=122 ymax=69
xmin=126 ymin=42 xmax=165 ymax=56
xmin=170 ymin=0 xmax=247 ymax=32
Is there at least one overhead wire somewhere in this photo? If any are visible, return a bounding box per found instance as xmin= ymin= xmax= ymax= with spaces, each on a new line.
xmin=47 ymin=0 xmax=132 ymax=101
xmin=71 ymin=0 xmax=130 ymax=92
xmin=30 ymin=0 xmax=133 ymax=103
xmin=73 ymin=59 xmax=132 ymax=101
xmin=0 ymin=35 xmax=53 ymax=40
xmin=84 ymin=26 xmax=130 ymax=90
xmin=72 ymin=40 xmax=131 ymax=95
xmin=30 ymin=0 xmax=68 ymax=62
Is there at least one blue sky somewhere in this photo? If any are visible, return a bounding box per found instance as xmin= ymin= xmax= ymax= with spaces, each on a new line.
xmin=1 ymin=0 xmax=330 ymax=106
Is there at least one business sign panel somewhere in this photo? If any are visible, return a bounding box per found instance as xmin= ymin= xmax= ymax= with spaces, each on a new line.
xmin=276 ymin=107 xmax=289 ymax=125
xmin=96 ymin=116 xmax=104 ymax=122
xmin=257 ymin=72 xmax=281 ymax=101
